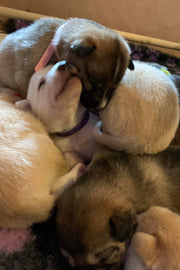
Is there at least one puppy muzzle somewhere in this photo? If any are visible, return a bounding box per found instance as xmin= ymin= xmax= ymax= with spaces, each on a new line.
xmin=59 ymin=60 xmax=111 ymax=111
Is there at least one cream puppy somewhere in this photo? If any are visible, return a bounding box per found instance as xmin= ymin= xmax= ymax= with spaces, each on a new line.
xmin=16 ymin=62 xmax=99 ymax=167
xmin=0 ymin=89 xmax=84 ymax=228
xmin=0 ymin=17 xmax=133 ymax=111
xmin=125 ymin=206 xmax=180 ymax=270
xmin=93 ymin=61 xmax=179 ymax=154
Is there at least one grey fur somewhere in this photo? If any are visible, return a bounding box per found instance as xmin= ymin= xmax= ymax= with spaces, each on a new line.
xmin=56 ymin=147 xmax=180 ymax=269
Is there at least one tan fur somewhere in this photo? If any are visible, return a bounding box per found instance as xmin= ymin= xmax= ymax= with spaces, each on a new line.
xmin=125 ymin=206 xmax=180 ymax=270
xmin=0 ymin=89 xmax=82 ymax=228
xmin=0 ymin=17 xmax=132 ymax=111
xmin=93 ymin=61 xmax=179 ymax=154
xmin=56 ymin=148 xmax=180 ymax=269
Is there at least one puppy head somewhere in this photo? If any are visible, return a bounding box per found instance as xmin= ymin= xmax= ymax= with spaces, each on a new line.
xmin=53 ymin=18 xmax=134 ymax=111
xmin=17 ymin=61 xmax=83 ymax=133
xmin=56 ymin=176 xmax=137 ymax=269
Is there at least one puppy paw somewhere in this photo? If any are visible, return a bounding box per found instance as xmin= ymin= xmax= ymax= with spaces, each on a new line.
xmin=64 ymin=152 xmax=84 ymax=168
xmin=51 ymin=163 xmax=87 ymax=199
xmin=15 ymin=99 xmax=32 ymax=111
xmin=73 ymin=162 xmax=87 ymax=178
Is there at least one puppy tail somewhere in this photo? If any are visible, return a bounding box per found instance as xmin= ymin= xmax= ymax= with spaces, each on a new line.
xmin=92 ymin=121 xmax=137 ymax=152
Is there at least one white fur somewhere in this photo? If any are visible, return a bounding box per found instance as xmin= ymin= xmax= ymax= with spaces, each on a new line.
xmin=16 ymin=63 xmax=99 ymax=167
xmin=93 ymin=61 xmax=179 ymax=154
xmin=124 ymin=245 xmax=145 ymax=270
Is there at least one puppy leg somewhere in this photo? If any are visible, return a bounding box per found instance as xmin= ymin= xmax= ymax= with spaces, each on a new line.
xmin=51 ymin=163 xmax=87 ymax=199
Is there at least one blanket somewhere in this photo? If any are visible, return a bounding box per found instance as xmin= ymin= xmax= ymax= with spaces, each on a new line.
xmin=0 ymin=19 xmax=180 ymax=270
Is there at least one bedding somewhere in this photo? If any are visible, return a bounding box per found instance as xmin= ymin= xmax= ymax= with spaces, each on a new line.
xmin=0 ymin=18 xmax=179 ymax=270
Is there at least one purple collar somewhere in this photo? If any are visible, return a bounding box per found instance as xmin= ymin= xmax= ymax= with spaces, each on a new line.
xmin=51 ymin=110 xmax=90 ymax=137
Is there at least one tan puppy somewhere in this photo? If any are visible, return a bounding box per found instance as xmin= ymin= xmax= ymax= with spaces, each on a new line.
xmin=0 ymin=17 xmax=134 ymax=111
xmin=125 ymin=206 xmax=180 ymax=270
xmin=93 ymin=61 xmax=179 ymax=154
xmin=16 ymin=62 xmax=100 ymax=167
xmin=56 ymin=147 xmax=180 ymax=269
xmin=0 ymin=89 xmax=84 ymax=228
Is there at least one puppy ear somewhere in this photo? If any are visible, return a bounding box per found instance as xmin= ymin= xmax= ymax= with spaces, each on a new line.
xmin=15 ymin=99 xmax=32 ymax=111
xmin=109 ymin=209 xmax=137 ymax=242
xmin=132 ymin=232 xmax=159 ymax=268
xmin=71 ymin=40 xmax=96 ymax=58
xmin=128 ymin=59 xmax=135 ymax=70
xmin=170 ymin=74 xmax=180 ymax=90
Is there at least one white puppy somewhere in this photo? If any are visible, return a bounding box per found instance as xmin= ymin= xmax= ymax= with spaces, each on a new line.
xmin=93 ymin=61 xmax=179 ymax=154
xmin=16 ymin=61 xmax=99 ymax=167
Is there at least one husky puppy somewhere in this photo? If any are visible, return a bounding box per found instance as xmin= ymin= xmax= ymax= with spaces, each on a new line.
xmin=93 ymin=61 xmax=179 ymax=154
xmin=125 ymin=206 xmax=180 ymax=270
xmin=56 ymin=147 xmax=180 ymax=269
xmin=0 ymin=17 xmax=134 ymax=111
xmin=16 ymin=61 xmax=100 ymax=167
xmin=0 ymin=89 xmax=85 ymax=228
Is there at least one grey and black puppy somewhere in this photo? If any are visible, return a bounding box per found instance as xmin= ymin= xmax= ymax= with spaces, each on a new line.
xmin=0 ymin=17 xmax=134 ymax=110
xmin=56 ymin=147 xmax=180 ymax=269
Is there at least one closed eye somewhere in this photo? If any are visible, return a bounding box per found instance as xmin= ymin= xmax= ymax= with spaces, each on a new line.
xmin=38 ymin=78 xmax=46 ymax=91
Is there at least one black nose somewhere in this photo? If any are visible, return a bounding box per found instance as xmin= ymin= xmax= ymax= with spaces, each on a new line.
xmin=80 ymin=91 xmax=104 ymax=111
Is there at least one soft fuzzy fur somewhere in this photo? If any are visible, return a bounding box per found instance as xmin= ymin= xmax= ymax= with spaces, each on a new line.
xmin=0 ymin=17 xmax=133 ymax=111
xmin=93 ymin=61 xmax=179 ymax=154
xmin=16 ymin=62 xmax=100 ymax=167
xmin=0 ymin=89 xmax=84 ymax=228
xmin=125 ymin=206 xmax=180 ymax=270
xmin=56 ymin=147 xmax=180 ymax=269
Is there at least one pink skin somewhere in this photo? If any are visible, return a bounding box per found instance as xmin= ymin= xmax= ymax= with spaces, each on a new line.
xmin=0 ymin=228 xmax=34 ymax=253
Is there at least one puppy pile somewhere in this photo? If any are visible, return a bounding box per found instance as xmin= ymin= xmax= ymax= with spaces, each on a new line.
xmin=0 ymin=17 xmax=180 ymax=270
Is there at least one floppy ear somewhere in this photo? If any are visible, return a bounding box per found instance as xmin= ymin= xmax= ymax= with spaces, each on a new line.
xmin=15 ymin=99 xmax=32 ymax=111
xmin=132 ymin=232 xmax=159 ymax=268
xmin=71 ymin=39 xmax=96 ymax=57
xmin=128 ymin=58 xmax=135 ymax=70
xmin=109 ymin=209 xmax=137 ymax=242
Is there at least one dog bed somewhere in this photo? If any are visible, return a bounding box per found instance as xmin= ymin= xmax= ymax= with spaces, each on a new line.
xmin=0 ymin=6 xmax=179 ymax=270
